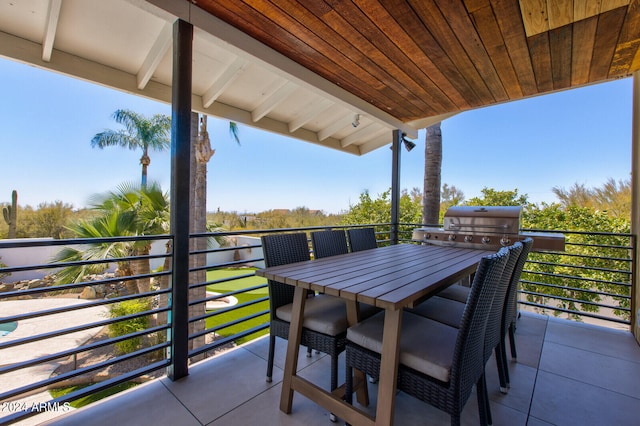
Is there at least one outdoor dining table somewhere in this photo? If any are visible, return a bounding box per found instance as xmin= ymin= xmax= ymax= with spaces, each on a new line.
xmin=255 ymin=242 xmax=493 ymax=426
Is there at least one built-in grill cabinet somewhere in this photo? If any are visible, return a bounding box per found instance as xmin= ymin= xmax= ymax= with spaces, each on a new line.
xmin=412 ymin=206 xmax=564 ymax=252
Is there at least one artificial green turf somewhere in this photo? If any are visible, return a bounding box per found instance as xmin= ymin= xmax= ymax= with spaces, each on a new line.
xmin=204 ymin=268 xmax=270 ymax=345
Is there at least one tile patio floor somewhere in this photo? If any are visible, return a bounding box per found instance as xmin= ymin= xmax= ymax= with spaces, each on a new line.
xmin=37 ymin=312 xmax=640 ymax=426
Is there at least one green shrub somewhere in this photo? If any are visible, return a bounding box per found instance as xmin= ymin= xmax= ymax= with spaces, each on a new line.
xmin=107 ymin=299 xmax=150 ymax=355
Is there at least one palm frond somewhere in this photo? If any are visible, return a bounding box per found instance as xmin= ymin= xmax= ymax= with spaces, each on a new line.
xmin=229 ymin=122 xmax=240 ymax=145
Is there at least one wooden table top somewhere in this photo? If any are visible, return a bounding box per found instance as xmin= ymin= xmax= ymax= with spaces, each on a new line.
xmin=256 ymin=243 xmax=494 ymax=310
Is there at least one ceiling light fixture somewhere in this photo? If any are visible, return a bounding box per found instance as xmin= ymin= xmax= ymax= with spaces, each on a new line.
xmin=352 ymin=114 xmax=360 ymax=128
xmin=402 ymin=133 xmax=416 ymax=152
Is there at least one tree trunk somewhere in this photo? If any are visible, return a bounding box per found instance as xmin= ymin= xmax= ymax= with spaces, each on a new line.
xmin=134 ymin=243 xmax=152 ymax=294
xmin=188 ymin=113 xmax=214 ymax=359
xmin=118 ymin=260 xmax=138 ymax=295
xmin=140 ymin=146 xmax=150 ymax=189
xmin=423 ymin=122 xmax=442 ymax=225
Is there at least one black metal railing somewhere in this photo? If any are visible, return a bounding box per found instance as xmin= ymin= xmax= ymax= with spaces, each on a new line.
xmin=0 ymin=224 xmax=634 ymax=423
xmin=0 ymin=235 xmax=172 ymax=424
xmin=517 ymin=229 xmax=634 ymax=325
xmin=184 ymin=224 xmax=392 ymax=359
xmin=398 ymin=224 xmax=634 ymax=325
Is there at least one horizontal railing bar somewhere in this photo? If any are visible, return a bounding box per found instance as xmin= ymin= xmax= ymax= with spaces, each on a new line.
xmin=188 ymin=284 xmax=267 ymax=305
xmin=525 ymin=259 xmax=631 ymax=276
xmin=189 ymin=257 xmax=263 ymax=272
xmin=1 ymin=252 xmax=171 ymax=275
xmin=189 ymin=274 xmax=262 ymax=291
xmin=0 ymin=306 xmax=170 ymax=350
xmin=0 ymin=271 xmax=172 ymax=300
xmin=520 ymin=280 xmax=631 ymax=300
xmin=0 ymin=323 xmax=170 ymax=375
xmin=400 ymin=223 xmax=634 ymax=239
xmin=520 ymin=228 xmax=633 ymax=237
xmin=189 ymin=224 xmax=391 ymax=239
xmin=0 ymin=341 xmax=169 ymax=401
xmin=0 ymin=289 xmax=167 ymax=323
xmin=190 ymin=243 xmax=262 ymax=256
xmin=518 ymin=300 xmax=631 ymax=325
xmin=188 ymin=323 xmax=269 ymax=359
xmin=564 ymin=241 xmax=633 ymax=250
xmin=519 ymin=289 xmax=631 ymax=311
xmin=544 ymin=251 xmax=632 ymax=263
xmin=0 ymin=359 xmax=170 ymax=425
xmin=523 ymin=269 xmax=631 ymax=288
xmin=189 ymin=297 xmax=269 ymax=323
xmin=0 ymin=234 xmax=172 ymax=249
xmin=189 ymin=310 xmax=269 ymax=340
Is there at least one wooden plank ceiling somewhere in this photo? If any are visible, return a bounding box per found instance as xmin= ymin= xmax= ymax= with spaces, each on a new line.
xmin=194 ymin=0 xmax=640 ymax=127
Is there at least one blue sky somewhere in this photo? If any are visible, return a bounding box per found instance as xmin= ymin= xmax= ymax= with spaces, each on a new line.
xmin=0 ymin=57 xmax=632 ymax=214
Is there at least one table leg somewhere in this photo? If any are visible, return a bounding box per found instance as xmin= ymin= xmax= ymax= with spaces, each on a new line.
xmin=280 ymin=286 xmax=307 ymax=413
xmin=375 ymin=308 xmax=402 ymax=425
xmin=346 ymin=301 xmax=369 ymax=406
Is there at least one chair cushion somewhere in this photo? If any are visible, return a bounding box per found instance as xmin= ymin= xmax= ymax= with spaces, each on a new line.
xmin=347 ymin=311 xmax=458 ymax=383
xmin=276 ymin=294 xmax=347 ymax=336
xmin=437 ymin=284 xmax=470 ymax=303
xmin=408 ymin=296 xmax=465 ymax=328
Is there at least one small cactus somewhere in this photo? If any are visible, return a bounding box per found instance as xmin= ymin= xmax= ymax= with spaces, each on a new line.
xmin=2 ymin=190 xmax=17 ymax=239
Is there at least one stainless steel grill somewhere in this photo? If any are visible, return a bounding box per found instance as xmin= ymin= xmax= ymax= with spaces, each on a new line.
xmin=413 ymin=206 xmax=564 ymax=252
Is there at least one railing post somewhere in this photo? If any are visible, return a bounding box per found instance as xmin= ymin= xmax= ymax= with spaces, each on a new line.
xmin=632 ymin=71 xmax=640 ymax=342
xmin=390 ymin=129 xmax=402 ymax=244
xmin=169 ymin=18 xmax=192 ymax=381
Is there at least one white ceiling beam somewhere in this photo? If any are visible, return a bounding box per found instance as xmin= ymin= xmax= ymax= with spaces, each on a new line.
xmin=0 ymin=25 xmax=365 ymax=156
xmin=318 ymin=115 xmax=357 ymax=141
xmin=288 ymin=98 xmax=333 ymax=132
xmin=359 ymin=132 xmax=396 ymax=154
xmin=42 ymin=0 xmax=62 ymax=62
xmin=193 ymin=96 xmax=361 ymax=155
xmin=251 ymin=81 xmax=297 ymax=122
xmin=137 ymin=21 xmax=172 ymax=89
xmin=202 ymin=56 xmax=247 ymax=108
xmin=340 ymin=124 xmax=388 ymax=148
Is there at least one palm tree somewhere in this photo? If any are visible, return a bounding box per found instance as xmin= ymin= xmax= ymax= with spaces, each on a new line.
xmin=91 ymin=182 xmax=169 ymax=294
xmin=53 ymin=182 xmax=169 ymax=295
xmin=91 ymin=109 xmax=171 ymax=189
xmin=423 ymin=122 xmax=442 ymax=225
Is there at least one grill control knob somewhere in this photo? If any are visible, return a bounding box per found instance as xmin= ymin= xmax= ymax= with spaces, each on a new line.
xmin=448 ymin=234 xmax=456 ymax=241
xmin=424 ymin=233 xmax=431 ymax=240
xmin=481 ymin=236 xmax=491 ymax=244
xmin=464 ymin=235 xmax=473 ymax=243
xmin=500 ymin=237 xmax=511 ymax=246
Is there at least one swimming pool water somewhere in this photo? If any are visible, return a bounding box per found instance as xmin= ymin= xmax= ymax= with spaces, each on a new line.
xmin=0 ymin=322 xmax=17 ymax=337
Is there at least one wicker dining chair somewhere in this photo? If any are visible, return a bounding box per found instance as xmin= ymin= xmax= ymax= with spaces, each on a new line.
xmin=424 ymin=237 xmax=533 ymax=393
xmin=408 ymin=242 xmax=523 ymax=403
xmin=311 ymin=229 xmax=380 ymax=322
xmin=345 ymin=248 xmax=509 ymax=426
xmin=346 ymin=227 xmax=378 ymax=252
xmin=310 ymin=229 xmax=349 ymax=259
xmin=498 ymin=237 xmax=533 ymax=390
xmin=261 ymin=233 xmax=349 ymax=397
